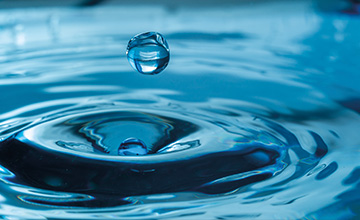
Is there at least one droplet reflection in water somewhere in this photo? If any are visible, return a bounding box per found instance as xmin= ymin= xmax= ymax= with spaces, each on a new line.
xmin=118 ymin=137 xmax=148 ymax=156
xmin=126 ymin=32 xmax=170 ymax=75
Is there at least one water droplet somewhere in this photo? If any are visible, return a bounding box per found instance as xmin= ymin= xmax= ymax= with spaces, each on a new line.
xmin=126 ymin=32 xmax=170 ymax=75
xmin=118 ymin=138 xmax=148 ymax=156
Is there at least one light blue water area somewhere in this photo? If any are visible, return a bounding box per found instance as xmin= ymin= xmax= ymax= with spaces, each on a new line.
xmin=0 ymin=1 xmax=359 ymax=219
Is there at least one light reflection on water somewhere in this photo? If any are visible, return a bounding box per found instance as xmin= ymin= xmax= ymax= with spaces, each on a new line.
xmin=0 ymin=1 xmax=359 ymax=219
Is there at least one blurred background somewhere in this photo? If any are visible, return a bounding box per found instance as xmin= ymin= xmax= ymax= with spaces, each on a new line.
xmin=0 ymin=0 xmax=357 ymax=11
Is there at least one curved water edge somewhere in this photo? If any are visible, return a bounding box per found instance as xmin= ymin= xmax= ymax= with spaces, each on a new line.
xmin=0 ymin=98 xmax=287 ymax=199
xmin=0 ymin=1 xmax=359 ymax=219
xmin=0 ymin=94 xmax=353 ymax=217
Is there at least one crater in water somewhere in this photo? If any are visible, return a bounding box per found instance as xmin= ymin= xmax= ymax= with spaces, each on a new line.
xmin=0 ymin=102 xmax=289 ymax=203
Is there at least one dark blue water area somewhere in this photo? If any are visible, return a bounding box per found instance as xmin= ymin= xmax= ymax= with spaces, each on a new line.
xmin=0 ymin=1 xmax=359 ymax=219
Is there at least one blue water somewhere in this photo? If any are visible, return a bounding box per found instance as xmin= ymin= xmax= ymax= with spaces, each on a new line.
xmin=119 ymin=138 xmax=148 ymax=156
xmin=126 ymin=32 xmax=170 ymax=75
xmin=0 ymin=1 xmax=359 ymax=219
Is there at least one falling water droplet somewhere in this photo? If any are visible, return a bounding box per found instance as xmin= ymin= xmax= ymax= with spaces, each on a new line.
xmin=126 ymin=32 xmax=170 ymax=75
xmin=118 ymin=138 xmax=148 ymax=156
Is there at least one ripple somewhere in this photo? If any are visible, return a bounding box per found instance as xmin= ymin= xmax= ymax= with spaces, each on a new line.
xmin=0 ymin=98 xmax=290 ymax=203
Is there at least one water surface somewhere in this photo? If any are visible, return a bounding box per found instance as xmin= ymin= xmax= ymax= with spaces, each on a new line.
xmin=0 ymin=1 xmax=359 ymax=219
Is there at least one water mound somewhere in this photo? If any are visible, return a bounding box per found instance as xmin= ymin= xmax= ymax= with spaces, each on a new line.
xmin=118 ymin=138 xmax=148 ymax=156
